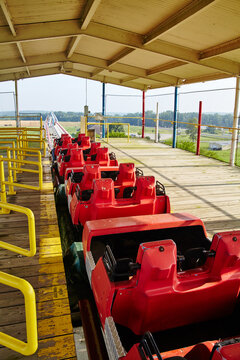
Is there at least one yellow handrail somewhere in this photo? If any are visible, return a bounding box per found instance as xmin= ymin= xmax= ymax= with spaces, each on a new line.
xmin=0 ymin=154 xmax=43 ymax=193
xmin=17 ymin=139 xmax=46 ymax=157
xmin=86 ymin=121 xmax=130 ymax=142
xmin=106 ymin=122 xmax=130 ymax=143
xmin=0 ymin=271 xmax=38 ymax=355
xmin=0 ymin=202 xmax=36 ymax=256
xmin=0 ymin=131 xmax=46 ymax=156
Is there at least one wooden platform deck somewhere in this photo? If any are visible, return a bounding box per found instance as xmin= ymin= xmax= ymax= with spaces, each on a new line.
xmin=105 ymin=138 xmax=240 ymax=237
xmin=0 ymin=154 xmax=77 ymax=359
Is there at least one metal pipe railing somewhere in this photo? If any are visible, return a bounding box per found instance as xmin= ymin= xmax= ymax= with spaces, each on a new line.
xmin=0 ymin=202 xmax=36 ymax=256
xmin=0 ymin=153 xmax=43 ymax=193
xmin=0 ymin=271 xmax=38 ymax=355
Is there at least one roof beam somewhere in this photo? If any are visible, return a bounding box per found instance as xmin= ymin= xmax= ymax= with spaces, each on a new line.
xmin=4 ymin=52 xmax=178 ymax=85
xmin=199 ymin=37 xmax=240 ymax=59
xmin=0 ymin=20 xmax=239 ymax=75
xmin=16 ymin=42 xmax=26 ymax=63
xmin=71 ymin=53 xmax=179 ymax=84
xmin=120 ymin=76 xmax=138 ymax=84
xmin=0 ymin=65 xmax=146 ymax=90
xmin=179 ymin=72 xmax=231 ymax=85
xmin=0 ymin=1 xmax=30 ymax=73
xmin=66 ymin=0 xmax=101 ymax=59
xmin=0 ymin=0 xmax=16 ymax=36
xmin=147 ymin=60 xmax=187 ymax=75
xmin=143 ymin=0 xmax=216 ymax=45
xmin=90 ymin=68 xmax=103 ymax=77
xmin=107 ymin=47 xmax=134 ymax=66
xmin=80 ymin=0 xmax=101 ymax=30
xmin=25 ymin=66 xmax=30 ymax=76
xmin=67 ymin=68 xmax=146 ymax=90
xmin=66 ymin=35 xmax=82 ymax=58
xmin=0 ymin=51 xmax=179 ymax=85
xmin=0 ymin=67 xmax=60 ymax=82
xmin=145 ymin=39 xmax=240 ymax=75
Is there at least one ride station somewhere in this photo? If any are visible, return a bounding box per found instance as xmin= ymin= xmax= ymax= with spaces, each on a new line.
xmin=0 ymin=1 xmax=240 ymax=360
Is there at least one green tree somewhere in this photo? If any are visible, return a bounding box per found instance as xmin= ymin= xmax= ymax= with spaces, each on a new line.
xmin=109 ymin=124 xmax=124 ymax=132
xmin=186 ymin=118 xmax=198 ymax=141
xmin=205 ymin=126 xmax=217 ymax=134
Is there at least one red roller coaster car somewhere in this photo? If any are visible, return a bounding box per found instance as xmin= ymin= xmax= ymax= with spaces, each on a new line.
xmin=69 ymin=175 xmax=170 ymax=226
xmin=82 ymin=213 xmax=240 ymax=360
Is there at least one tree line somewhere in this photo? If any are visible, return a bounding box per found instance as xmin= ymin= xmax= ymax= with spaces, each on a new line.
xmin=53 ymin=110 xmax=234 ymax=129
xmin=0 ymin=110 xmax=234 ymax=128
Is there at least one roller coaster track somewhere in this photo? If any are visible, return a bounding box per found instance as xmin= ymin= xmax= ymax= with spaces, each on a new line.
xmin=45 ymin=112 xmax=69 ymax=149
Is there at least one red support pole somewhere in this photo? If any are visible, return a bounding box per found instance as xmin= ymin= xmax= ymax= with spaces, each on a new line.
xmin=142 ymin=90 xmax=145 ymax=138
xmin=196 ymin=100 xmax=202 ymax=155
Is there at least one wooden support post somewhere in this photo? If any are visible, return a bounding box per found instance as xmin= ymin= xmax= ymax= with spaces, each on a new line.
xmin=230 ymin=77 xmax=240 ymax=166
xmin=196 ymin=101 xmax=202 ymax=155
xmin=155 ymin=102 xmax=159 ymax=143
xmin=15 ymin=80 xmax=20 ymax=128
xmin=172 ymin=86 xmax=178 ymax=148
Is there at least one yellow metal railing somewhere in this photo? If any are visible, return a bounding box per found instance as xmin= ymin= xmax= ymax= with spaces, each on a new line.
xmin=106 ymin=122 xmax=130 ymax=143
xmin=0 ymin=121 xmax=46 ymax=153
xmin=0 ymin=202 xmax=36 ymax=256
xmin=0 ymin=271 xmax=38 ymax=355
xmin=0 ymin=117 xmax=41 ymax=356
xmin=86 ymin=121 xmax=130 ymax=143
xmin=0 ymin=153 xmax=43 ymax=194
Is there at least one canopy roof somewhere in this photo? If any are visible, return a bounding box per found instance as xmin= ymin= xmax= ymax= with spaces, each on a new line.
xmin=0 ymin=0 xmax=239 ymax=90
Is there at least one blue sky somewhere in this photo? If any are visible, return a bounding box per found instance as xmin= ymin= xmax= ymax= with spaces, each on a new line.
xmin=0 ymin=74 xmax=237 ymax=115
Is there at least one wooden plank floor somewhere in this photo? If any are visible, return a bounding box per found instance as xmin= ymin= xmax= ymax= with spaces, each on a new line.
xmin=0 ymin=154 xmax=77 ymax=359
xmin=104 ymin=138 xmax=240 ymax=237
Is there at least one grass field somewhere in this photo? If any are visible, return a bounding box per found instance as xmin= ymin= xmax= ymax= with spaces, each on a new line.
xmin=163 ymin=133 xmax=240 ymax=166
xmin=0 ymin=120 xmax=41 ymax=127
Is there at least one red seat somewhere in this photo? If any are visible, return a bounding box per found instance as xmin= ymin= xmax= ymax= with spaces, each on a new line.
xmin=114 ymin=163 xmax=136 ymax=198
xmin=60 ymin=147 xmax=118 ymax=181
xmin=211 ymin=340 xmax=240 ymax=360
xmin=111 ymin=231 xmax=240 ymax=335
xmin=66 ymin=164 xmax=101 ymax=197
xmin=83 ymin=142 xmax=101 ymax=160
xmin=54 ymin=135 xmax=72 ymax=157
xmin=58 ymin=147 xmax=84 ymax=177
xmin=70 ymin=176 xmax=170 ymax=225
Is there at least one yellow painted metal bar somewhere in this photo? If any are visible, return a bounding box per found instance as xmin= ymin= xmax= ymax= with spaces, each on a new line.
xmin=0 ymin=136 xmax=19 ymax=139
xmin=89 ymin=115 xmax=240 ymax=132
xmin=7 ymin=148 xmax=16 ymax=195
xmin=88 ymin=122 xmax=130 ymax=143
xmin=11 ymin=147 xmax=41 ymax=159
xmin=0 ymin=156 xmax=8 ymax=212
xmin=40 ymin=115 xmax=43 ymax=149
xmin=0 ymin=127 xmax=41 ymax=130
xmin=9 ymin=167 xmax=39 ymax=174
xmin=0 ymin=154 xmax=43 ymax=192
xmin=0 ymin=115 xmax=40 ymax=119
xmin=0 ymin=271 xmax=38 ymax=355
xmin=12 ymin=141 xmax=17 ymax=181
xmin=0 ymin=202 xmax=36 ymax=256
xmin=89 ymin=115 xmax=142 ymax=120
xmin=26 ymin=139 xmax=46 ymax=157
xmin=3 ymin=181 xmax=41 ymax=191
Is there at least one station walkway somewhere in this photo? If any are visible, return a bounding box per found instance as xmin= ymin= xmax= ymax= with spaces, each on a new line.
xmin=104 ymin=138 xmax=240 ymax=237
xmin=0 ymin=153 xmax=77 ymax=359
